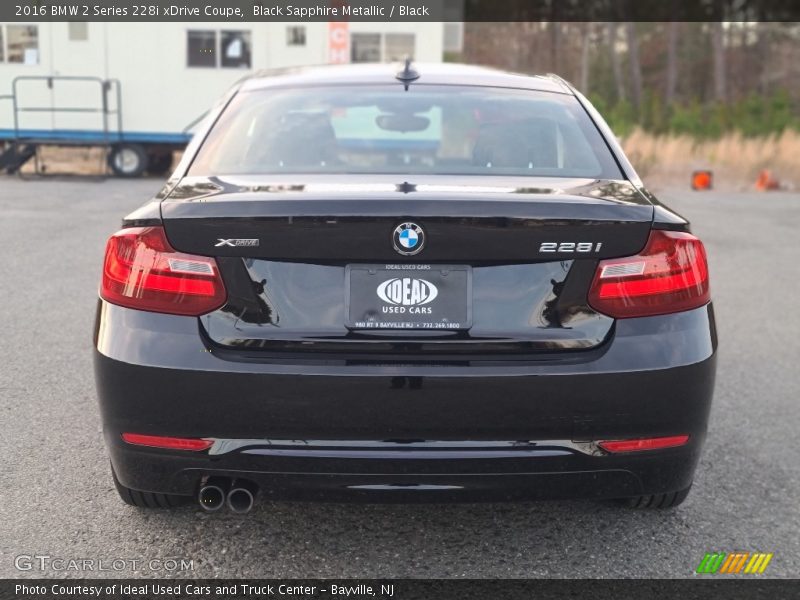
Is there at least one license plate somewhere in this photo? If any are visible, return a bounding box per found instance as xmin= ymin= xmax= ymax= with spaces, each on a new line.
xmin=346 ymin=264 xmax=472 ymax=330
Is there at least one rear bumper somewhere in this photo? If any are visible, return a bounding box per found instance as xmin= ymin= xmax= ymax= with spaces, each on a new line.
xmin=94 ymin=301 xmax=717 ymax=502
xmin=103 ymin=434 xmax=704 ymax=502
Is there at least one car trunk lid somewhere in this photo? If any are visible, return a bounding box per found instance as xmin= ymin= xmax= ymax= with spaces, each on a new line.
xmin=161 ymin=175 xmax=653 ymax=356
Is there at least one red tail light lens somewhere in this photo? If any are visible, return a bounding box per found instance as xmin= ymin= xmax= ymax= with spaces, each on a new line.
xmin=122 ymin=433 xmax=213 ymax=451
xmin=588 ymin=230 xmax=709 ymax=318
xmin=598 ymin=435 xmax=690 ymax=453
xmin=100 ymin=226 xmax=226 ymax=316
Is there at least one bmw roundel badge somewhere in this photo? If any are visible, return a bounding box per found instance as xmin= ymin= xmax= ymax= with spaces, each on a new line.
xmin=392 ymin=222 xmax=425 ymax=256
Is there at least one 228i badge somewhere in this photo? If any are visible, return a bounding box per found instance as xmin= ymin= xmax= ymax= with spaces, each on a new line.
xmin=93 ymin=63 xmax=716 ymax=514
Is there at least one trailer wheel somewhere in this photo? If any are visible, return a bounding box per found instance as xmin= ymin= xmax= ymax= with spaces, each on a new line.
xmin=108 ymin=144 xmax=148 ymax=177
xmin=146 ymin=151 xmax=174 ymax=176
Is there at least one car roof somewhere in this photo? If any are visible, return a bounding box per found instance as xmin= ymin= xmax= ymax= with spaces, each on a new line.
xmin=238 ymin=62 xmax=573 ymax=95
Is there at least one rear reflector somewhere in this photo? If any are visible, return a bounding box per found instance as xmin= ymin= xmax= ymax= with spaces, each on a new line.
xmin=598 ymin=435 xmax=690 ymax=453
xmin=100 ymin=226 xmax=226 ymax=316
xmin=588 ymin=230 xmax=710 ymax=318
xmin=122 ymin=433 xmax=213 ymax=451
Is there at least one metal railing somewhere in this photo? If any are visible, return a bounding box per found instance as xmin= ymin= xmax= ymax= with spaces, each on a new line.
xmin=3 ymin=76 xmax=125 ymax=178
xmin=10 ymin=75 xmax=123 ymax=144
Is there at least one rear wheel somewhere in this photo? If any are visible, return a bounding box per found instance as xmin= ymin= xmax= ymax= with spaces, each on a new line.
xmin=111 ymin=466 xmax=190 ymax=509
xmin=108 ymin=143 xmax=148 ymax=177
xmin=617 ymin=485 xmax=692 ymax=509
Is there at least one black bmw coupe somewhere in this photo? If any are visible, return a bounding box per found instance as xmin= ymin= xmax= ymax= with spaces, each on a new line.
xmin=94 ymin=63 xmax=716 ymax=512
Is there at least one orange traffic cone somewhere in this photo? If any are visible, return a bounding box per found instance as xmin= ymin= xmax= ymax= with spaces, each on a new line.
xmin=755 ymin=170 xmax=780 ymax=191
xmin=691 ymin=170 xmax=713 ymax=190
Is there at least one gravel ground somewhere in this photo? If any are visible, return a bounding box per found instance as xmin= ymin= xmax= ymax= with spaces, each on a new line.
xmin=0 ymin=177 xmax=797 ymax=579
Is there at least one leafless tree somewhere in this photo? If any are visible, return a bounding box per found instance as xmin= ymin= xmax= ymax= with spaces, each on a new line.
xmin=711 ymin=21 xmax=727 ymax=101
xmin=461 ymin=20 xmax=800 ymax=113
xmin=550 ymin=22 xmax=562 ymax=73
xmin=579 ymin=23 xmax=592 ymax=93
xmin=665 ymin=22 xmax=679 ymax=105
xmin=607 ymin=23 xmax=626 ymax=101
xmin=626 ymin=22 xmax=643 ymax=111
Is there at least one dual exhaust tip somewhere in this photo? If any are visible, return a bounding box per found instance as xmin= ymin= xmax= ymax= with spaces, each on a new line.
xmin=198 ymin=477 xmax=258 ymax=514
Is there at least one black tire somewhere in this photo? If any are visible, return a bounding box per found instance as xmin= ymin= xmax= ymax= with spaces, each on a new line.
xmin=107 ymin=143 xmax=148 ymax=177
xmin=111 ymin=466 xmax=191 ymax=509
xmin=146 ymin=151 xmax=174 ymax=176
xmin=617 ymin=485 xmax=692 ymax=509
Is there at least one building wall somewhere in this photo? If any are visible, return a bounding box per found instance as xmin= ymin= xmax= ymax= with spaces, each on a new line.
xmin=0 ymin=22 xmax=444 ymax=136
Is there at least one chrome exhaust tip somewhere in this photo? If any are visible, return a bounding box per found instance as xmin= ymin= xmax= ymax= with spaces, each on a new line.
xmin=198 ymin=477 xmax=230 ymax=512
xmin=226 ymin=479 xmax=258 ymax=514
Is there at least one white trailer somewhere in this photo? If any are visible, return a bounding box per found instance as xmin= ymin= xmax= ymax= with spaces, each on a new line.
xmin=0 ymin=21 xmax=445 ymax=176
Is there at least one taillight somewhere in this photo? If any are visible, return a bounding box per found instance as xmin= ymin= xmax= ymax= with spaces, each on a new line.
xmin=588 ymin=230 xmax=709 ymax=318
xmin=122 ymin=433 xmax=213 ymax=451
xmin=100 ymin=226 xmax=226 ymax=316
xmin=598 ymin=435 xmax=690 ymax=453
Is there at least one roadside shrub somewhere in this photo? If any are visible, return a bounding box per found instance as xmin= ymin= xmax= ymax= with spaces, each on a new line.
xmin=601 ymin=91 xmax=799 ymax=140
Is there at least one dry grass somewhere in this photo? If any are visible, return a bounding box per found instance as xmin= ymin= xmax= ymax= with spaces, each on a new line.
xmin=623 ymin=129 xmax=799 ymax=191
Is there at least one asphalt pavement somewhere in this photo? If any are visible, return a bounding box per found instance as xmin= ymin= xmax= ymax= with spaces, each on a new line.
xmin=0 ymin=177 xmax=798 ymax=578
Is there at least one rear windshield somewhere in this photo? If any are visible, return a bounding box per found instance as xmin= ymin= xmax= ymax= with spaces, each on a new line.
xmin=189 ymin=85 xmax=622 ymax=179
